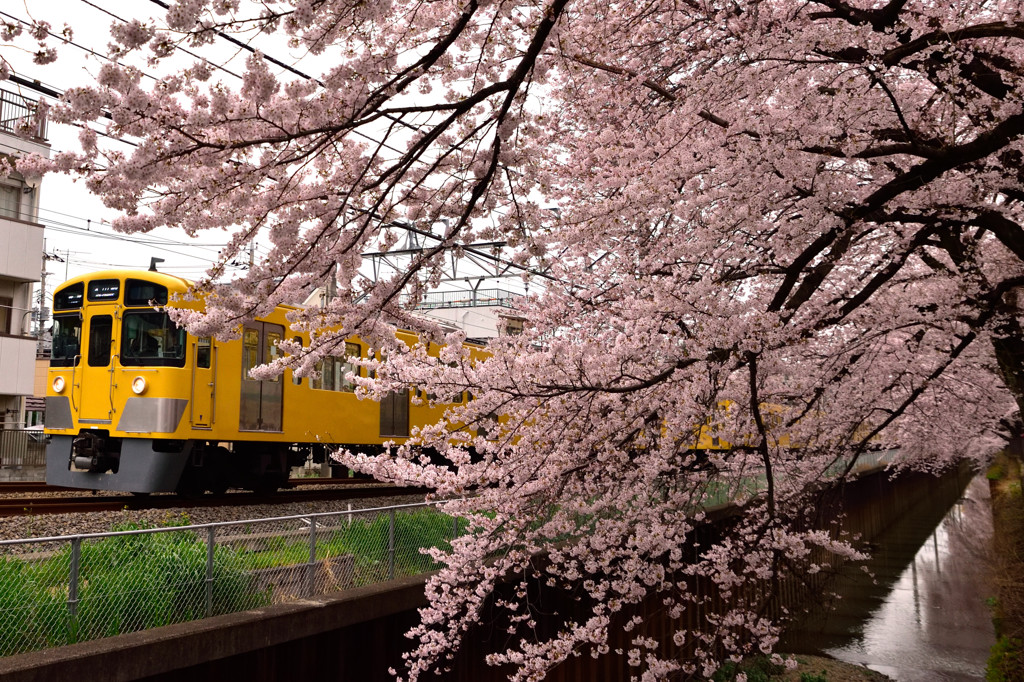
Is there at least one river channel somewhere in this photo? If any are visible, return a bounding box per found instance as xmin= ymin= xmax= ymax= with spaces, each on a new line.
xmin=780 ymin=472 xmax=995 ymax=680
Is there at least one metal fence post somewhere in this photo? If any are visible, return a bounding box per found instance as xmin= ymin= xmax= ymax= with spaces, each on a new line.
xmin=307 ymin=518 xmax=317 ymax=597
xmin=67 ymin=537 xmax=81 ymax=643
xmin=205 ymin=526 xmax=215 ymax=617
xmin=388 ymin=508 xmax=396 ymax=580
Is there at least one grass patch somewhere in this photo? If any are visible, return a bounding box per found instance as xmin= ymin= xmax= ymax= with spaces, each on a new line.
xmin=987 ymin=635 xmax=1023 ymax=682
xmin=988 ymin=449 xmax=1024 ymax=682
xmin=233 ymin=508 xmax=465 ymax=585
xmin=0 ymin=507 xmax=464 ymax=658
xmin=0 ymin=518 xmax=268 ymax=656
xmin=713 ymin=655 xmax=786 ymax=681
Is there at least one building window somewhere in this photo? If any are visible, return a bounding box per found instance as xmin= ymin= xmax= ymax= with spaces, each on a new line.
xmin=0 ymin=184 xmax=19 ymax=220
xmin=0 ymin=296 xmax=11 ymax=334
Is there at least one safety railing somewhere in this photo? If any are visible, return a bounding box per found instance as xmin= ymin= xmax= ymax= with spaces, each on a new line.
xmin=405 ymin=288 xmax=520 ymax=309
xmin=0 ymin=429 xmax=47 ymax=468
xmin=701 ymin=448 xmax=897 ymax=509
xmin=0 ymin=502 xmax=461 ymax=658
xmin=0 ymin=89 xmax=47 ymax=140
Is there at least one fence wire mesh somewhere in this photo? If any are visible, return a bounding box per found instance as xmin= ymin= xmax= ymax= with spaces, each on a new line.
xmin=0 ymin=502 xmax=458 ymax=658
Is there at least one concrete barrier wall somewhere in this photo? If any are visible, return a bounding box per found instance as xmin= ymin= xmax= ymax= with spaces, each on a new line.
xmin=0 ymin=465 xmax=44 ymax=481
xmin=0 ymin=575 xmax=429 ymax=682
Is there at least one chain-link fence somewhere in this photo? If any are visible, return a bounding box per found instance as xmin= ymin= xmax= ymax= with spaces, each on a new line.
xmin=0 ymin=502 xmax=462 ymax=658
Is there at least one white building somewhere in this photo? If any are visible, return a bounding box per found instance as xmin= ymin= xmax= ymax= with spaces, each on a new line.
xmin=0 ymin=87 xmax=48 ymax=429
xmin=303 ymin=286 xmax=524 ymax=340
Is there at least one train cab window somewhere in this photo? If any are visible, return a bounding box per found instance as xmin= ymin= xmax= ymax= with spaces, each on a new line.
xmin=121 ymin=311 xmax=187 ymax=367
xmin=50 ymin=314 xmax=82 ymax=367
xmin=125 ymin=279 xmax=168 ymax=306
xmin=87 ymin=315 xmax=113 ymax=367
xmin=87 ymin=279 xmax=120 ymax=302
xmin=197 ymin=337 xmax=211 ymax=369
xmin=53 ymin=283 xmax=84 ymax=311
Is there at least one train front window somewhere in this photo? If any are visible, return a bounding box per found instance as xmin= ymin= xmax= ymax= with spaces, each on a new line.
xmin=87 ymin=279 xmax=120 ymax=302
xmin=120 ymin=311 xmax=187 ymax=367
xmin=125 ymin=279 xmax=168 ymax=306
xmin=87 ymin=315 xmax=113 ymax=367
xmin=53 ymin=283 xmax=84 ymax=311
xmin=50 ymin=315 xmax=82 ymax=367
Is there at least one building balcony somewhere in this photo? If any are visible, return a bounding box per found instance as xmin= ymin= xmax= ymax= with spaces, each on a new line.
xmin=0 ymin=89 xmax=47 ymax=142
xmin=0 ymin=334 xmax=36 ymax=396
xmin=0 ymin=215 xmax=43 ymax=281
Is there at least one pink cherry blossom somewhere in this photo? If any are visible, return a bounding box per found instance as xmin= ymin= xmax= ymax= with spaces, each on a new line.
xmin=5 ymin=1 xmax=1024 ymax=678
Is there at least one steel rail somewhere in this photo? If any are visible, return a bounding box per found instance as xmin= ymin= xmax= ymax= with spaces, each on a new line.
xmin=0 ymin=484 xmax=424 ymax=517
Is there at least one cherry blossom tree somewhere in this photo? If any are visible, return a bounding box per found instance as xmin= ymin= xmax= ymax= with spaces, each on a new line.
xmin=5 ymin=0 xmax=1024 ymax=679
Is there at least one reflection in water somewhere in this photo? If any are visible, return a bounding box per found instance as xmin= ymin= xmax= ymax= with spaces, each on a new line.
xmin=781 ymin=475 xmax=994 ymax=681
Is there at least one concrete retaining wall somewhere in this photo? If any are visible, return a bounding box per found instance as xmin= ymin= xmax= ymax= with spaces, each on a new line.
xmin=0 ymin=465 xmax=44 ymax=482
xmin=0 ymin=575 xmax=429 ymax=682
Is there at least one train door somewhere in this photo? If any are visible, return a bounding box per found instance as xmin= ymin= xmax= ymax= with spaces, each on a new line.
xmin=239 ymin=322 xmax=284 ymax=431
xmin=379 ymin=389 xmax=409 ymax=438
xmin=79 ymin=311 xmax=115 ymax=423
xmin=190 ymin=337 xmax=215 ymax=427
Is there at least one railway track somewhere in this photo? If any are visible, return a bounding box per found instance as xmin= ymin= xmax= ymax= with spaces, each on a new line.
xmin=0 ymin=479 xmax=424 ymax=517
xmin=0 ymin=477 xmax=376 ymax=495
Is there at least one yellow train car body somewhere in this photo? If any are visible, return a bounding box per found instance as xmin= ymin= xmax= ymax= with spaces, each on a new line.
xmin=44 ymin=270 xmax=484 ymax=494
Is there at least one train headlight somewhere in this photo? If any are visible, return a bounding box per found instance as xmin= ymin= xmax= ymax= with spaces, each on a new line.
xmin=131 ymin=376 xmax=148 ymax=395
xmin=52 ymin=376 xmax=65 ymax=393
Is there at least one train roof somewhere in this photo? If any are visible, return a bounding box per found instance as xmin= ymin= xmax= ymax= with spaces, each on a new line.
xmin=53 ymin=268 xmax=193 ymax=294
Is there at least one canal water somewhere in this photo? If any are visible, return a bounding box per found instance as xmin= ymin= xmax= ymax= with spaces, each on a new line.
xmin=780 ymin=473 xmax=995 ymax=680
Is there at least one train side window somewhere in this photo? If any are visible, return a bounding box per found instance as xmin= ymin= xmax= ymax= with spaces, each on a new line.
xmin=322 ymin=356 xmax=335 ymax=391
xmin=197 ymin=337 xmax=211 ymax=369
xmin=87 ymin=315 xmax=113 ymax=367
xmin=265 ymin=331 xmax=281 ymax=382
xmin=292 ymin=336 xmax=302 ymax=385
xmin=340 ymin=342 xmax=361 ymax=391
xmin=242 ymin=329 xmax=259 ymax=379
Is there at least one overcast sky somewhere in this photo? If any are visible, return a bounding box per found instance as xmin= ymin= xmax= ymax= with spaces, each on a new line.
xmin=1 ymin=0 xmax=266 ymax=290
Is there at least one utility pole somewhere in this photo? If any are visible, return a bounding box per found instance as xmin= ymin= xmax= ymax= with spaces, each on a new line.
xmin=37 ymin=246 xmax=46 ymax=353
xmin=38 ymin=245 xmax=68 ymax=355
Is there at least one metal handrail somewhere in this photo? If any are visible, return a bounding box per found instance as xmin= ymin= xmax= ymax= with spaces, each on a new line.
xmin=0 ymin=89 xmax=47 ymax=140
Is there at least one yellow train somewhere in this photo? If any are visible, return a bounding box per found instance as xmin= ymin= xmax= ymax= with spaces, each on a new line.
xmin=44 ymin=269 xmax=485 ymax=494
